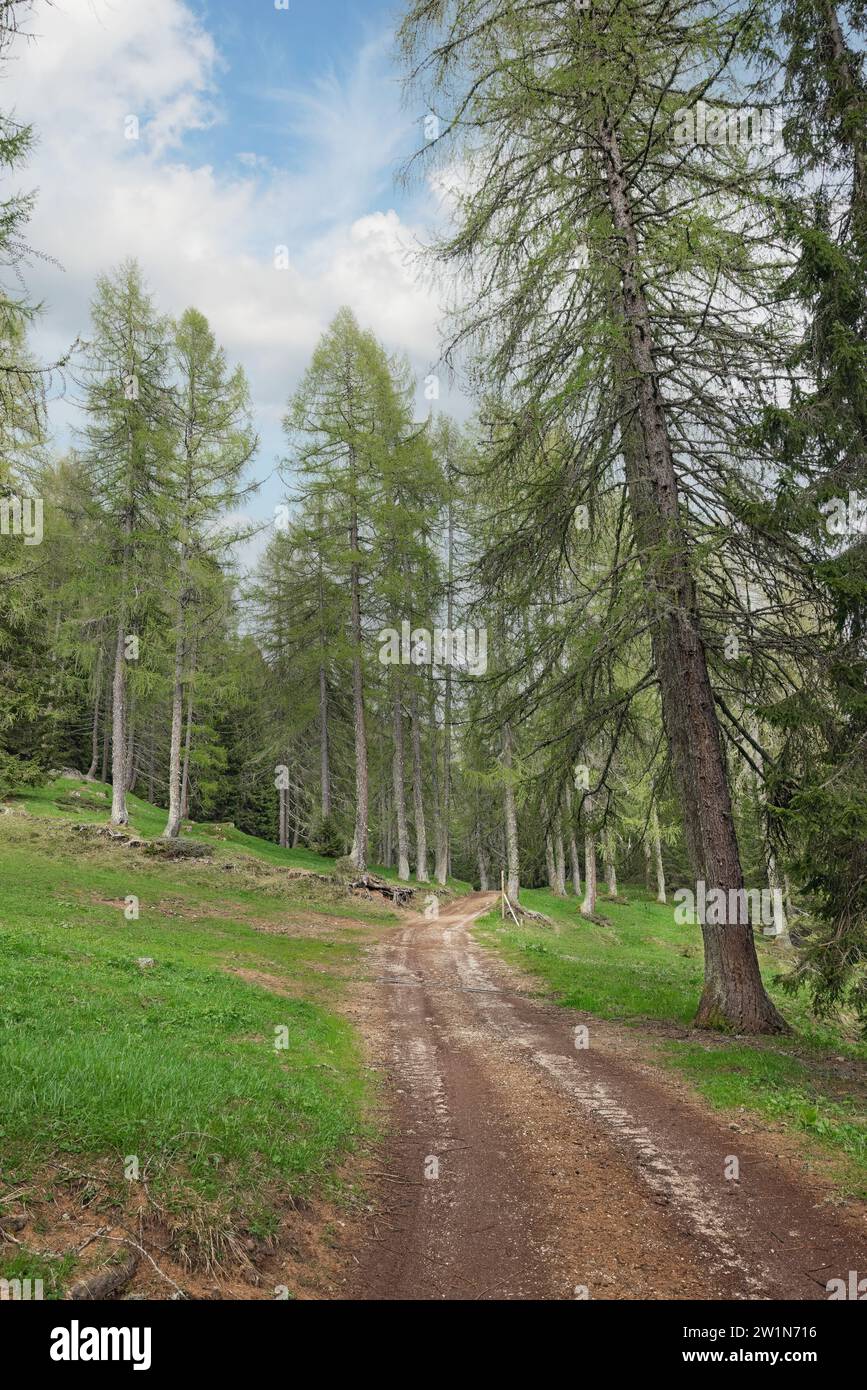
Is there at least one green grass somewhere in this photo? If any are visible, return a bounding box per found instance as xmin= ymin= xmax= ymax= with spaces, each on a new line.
xmin=478 ymin=886 xmax=867 ymax=1196
xmin=0 ymin=778 xmax=405 ymax=1279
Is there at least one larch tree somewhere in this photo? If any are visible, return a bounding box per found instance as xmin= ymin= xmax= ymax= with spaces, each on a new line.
xmin=398 ymin=0 xmax=791 ymax=1031
xmin=162 ymin=307 xmax=256 ymax=839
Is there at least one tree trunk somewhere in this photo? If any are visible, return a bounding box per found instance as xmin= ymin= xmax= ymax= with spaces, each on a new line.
xmin=651 ymin=805 xmax=667 ymax=904
xmin=319 ymin=664 xmax=331 ymax=820
xmin=162 ymin=596 xmax=186 ymax=838
xmin=569 ymin=830 xmax=582 ymax=897
xmin=86 ymin=645 xmax=104 ymax=780
xmin=110 ymin=620 xmax=128 ymax=824
xmin=180 ymin=694 xmax=193 ymax=820
xmin=392 ymin=675 xmax=411 ymax=881
xmin=101 ymin=679 xmax=110 ymax=784
xmin=554 ymin=819 xmax=567 ymax=895
xmin=545 ymin=830 xmax=557 ymax=892
xmin=604 ymin=830 xmax=618 ymax=897
xmin=502 ymin=720 xmax=520 ymax=903
xmin=410 ymin=686 xmax=428 ymax=881
xmin=349 ymin=484 xmax=368 ymax=871
xmin=438 ymin=483 xmax=454 ymax=886
xmin=147 ymin=721 xmax=156 ymax=806
xmin=750 ymin=726 xmax=789 ymax=943
xmin=601 ymin=115 xmax=786 ymax=1032
xmin=581 ymin=793 xmax=597 ymax=916
xmin=565 ymin=786 xmax=581 ymax=895
xmin=477 ymin=834 xmax=490 ymax=891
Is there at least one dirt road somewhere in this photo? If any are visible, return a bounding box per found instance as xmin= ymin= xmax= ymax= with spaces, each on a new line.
xmin=340 ymin=893 xmax=866 ymax=1301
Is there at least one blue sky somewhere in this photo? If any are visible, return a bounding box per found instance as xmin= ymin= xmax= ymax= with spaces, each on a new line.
xmin=10 ymin=0 xmax=458 ymax=553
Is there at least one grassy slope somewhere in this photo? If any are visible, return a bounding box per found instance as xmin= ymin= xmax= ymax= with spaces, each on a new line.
xmin=16 ymin=777 xmax=472 ymax=892
xmin=0 ymin=777 xmax=417 ymax=1294
xmin=477 ymin=888 xmax=867 ymax=1197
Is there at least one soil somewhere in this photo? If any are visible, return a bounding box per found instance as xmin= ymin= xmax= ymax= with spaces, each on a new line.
xmin=333 ymin=893 xmax=867 ymax=1301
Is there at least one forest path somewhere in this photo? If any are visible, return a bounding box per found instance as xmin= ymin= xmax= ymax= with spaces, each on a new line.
xmin=338 ymin=893 xmax=866 ymax=1301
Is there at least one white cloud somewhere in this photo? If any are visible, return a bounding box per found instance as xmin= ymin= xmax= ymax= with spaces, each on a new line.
xmin=8 ymin=0 xmax=460 ymax=499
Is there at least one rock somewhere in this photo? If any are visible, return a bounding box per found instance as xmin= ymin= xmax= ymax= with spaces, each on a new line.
xmin=136 ymin=957 xmax=155 ymax=969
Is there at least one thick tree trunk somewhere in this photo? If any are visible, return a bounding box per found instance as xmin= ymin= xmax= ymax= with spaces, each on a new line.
xmin=392 ymin=675 xmax=411 ymax=881
xmin=410 ymin=686 xmax=428 ymax=881
xmin=502 ymin=721 xmax=520 ymax=903
xmin=601 ymin=116 xmax=786 ymax=1032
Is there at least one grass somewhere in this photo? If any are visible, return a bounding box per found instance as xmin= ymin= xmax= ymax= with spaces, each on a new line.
xmin=0 ymin=776 xmax=407 ymax=1287
xmin=477 ymin=886 xmax=867 ymax=1197
xmin=16 ymin=776 xmax=474 ymax=893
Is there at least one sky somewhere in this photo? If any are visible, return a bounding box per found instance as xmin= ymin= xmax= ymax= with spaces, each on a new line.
xmin=7 ymin=0 xmax=459 ymax=551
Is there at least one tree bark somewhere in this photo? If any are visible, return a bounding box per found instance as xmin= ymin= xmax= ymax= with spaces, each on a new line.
xmin=600 ymin=115 xmax=786 ymax=1031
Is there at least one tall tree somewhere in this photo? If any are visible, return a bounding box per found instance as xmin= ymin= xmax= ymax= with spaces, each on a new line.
xmin=399 ymin=0 xmax=789 ymax=1031
xmin=161 ymin=307 xmax=256 ymax=838
xmin=81 ymin=262 xmax=173 ymax=824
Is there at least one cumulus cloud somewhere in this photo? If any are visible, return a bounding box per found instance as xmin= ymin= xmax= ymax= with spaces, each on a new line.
xmin=8 ymin=0 xmax=458 ymax=498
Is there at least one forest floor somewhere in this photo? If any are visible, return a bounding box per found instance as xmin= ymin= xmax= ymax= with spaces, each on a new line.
xmin=333 ymin=894 xmax=867 ymax=1301
xmin=3 ymin=779 xmax=865 ymax=1301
